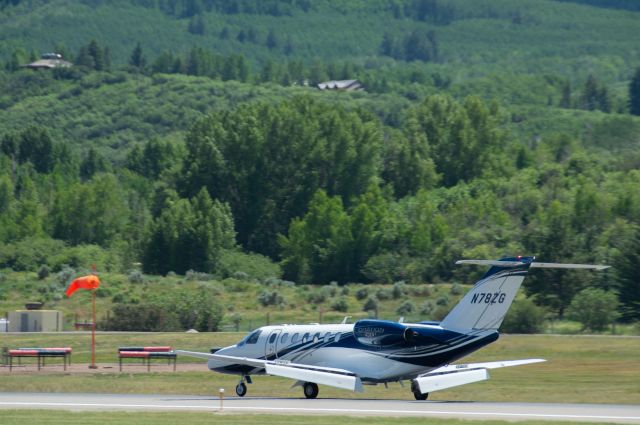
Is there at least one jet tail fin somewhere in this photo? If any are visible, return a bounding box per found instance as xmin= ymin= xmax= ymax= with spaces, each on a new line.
xmin=440 ymin=257 xmax=608 ymax=332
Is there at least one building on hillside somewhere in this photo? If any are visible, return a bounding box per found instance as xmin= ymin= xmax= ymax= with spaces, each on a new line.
xmin=317 ymin=79 xmax=364 ymax=91
xmin=24 ymin=53 xmax=72 ymax=70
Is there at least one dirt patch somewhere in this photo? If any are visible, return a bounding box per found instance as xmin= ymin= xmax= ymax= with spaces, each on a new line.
xmin=0 ymin=362 xmax=207 ymax=375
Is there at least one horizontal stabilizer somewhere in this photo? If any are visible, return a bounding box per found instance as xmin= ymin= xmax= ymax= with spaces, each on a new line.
xmin=456 ymin=259 xmax=609 ymax=270
xmin=432 ymin=358 xmax=546 ymax=373
xmin=415 ymin=368 xmax=489 ymax=394
xmin=455 ymin=260 xmax=525 ymax=267
xmin=266 ymin=363 xmax=363 ymax=392
xmin=529 ymin=262 xmax=610 ymax=270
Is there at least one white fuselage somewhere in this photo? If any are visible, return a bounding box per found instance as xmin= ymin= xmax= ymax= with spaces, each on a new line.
xmin=208 ymin=322 xmax=495 ymax=382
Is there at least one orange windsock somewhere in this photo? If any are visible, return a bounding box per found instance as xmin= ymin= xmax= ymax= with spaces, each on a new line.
xmin=65 ymin=275 xmax=101 ymax=297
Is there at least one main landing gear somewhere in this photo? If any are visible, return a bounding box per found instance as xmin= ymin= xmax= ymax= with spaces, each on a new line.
xmin=303 ymin=382 xmax=319 ymax=399
xmin=411 ymin=380 xmax=429 ymax=401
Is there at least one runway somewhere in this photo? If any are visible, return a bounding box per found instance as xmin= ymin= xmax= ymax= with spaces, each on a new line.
xmin=1 ymin=392 xmax=639 ymax=423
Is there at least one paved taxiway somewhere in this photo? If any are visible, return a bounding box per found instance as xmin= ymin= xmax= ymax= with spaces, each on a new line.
xmin=1 ymin=393 xmax=639 ymax=423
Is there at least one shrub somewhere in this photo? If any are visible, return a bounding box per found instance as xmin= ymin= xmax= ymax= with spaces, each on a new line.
xmin=218 ymin=249 xmax=281 ymax=280
xmin=229 ymin=312 xmax=242 ymax=331
xmin=362 ymin=296 xmax=379 ymax=317
xmin=420 ymin=300 xmax=435 ymax=316
xmin=233 ymin=271 xmax=250 ymax=280
xmin=501 ymin=297 xmax=547 ymax=333
xmin=331 ymin=297 xmax=349 ymax=312
xmin=355 ymin=287 xmax=369 ymax=300
xmin=450 ymin=283 xmax=463 ymax=295
xmin=101 ymin=303 xmax=178 ymax=331
xmin=185 ymin=270 xmax=214 ymax=281
xmin=57 ymin=265 xmax=75 ymax=285
xmin=566 ymin=288 xmax=619 ymax=332
xmin=37 ymin=265 xmax=50 ymax=280
xmin=307 ymin=289 xmax=327 ymax=304
xmin=376 ymin=288 xmax=392 ymax=301
xmin=128 ymin=270 xmax=144 ymax=284
xmin=396 ymin=300 xmax=415 ymax=316
xmin=436 ymin=295 xmax=449 ymax=306
xmin=392 ymin=281 xmax=406 ymax=299
xmin=258 ymin=290 xmax=284 ymax=307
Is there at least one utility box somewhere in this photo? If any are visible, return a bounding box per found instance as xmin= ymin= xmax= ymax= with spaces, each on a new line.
xmin=0 ymin=318 xmax=8 ymax=332
xmin=7 ymin=310 xmax=63 ymax=332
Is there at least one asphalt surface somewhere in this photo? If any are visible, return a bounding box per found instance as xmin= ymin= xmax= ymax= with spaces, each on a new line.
xmin=1 ymin=392 xmax=639 ymax=423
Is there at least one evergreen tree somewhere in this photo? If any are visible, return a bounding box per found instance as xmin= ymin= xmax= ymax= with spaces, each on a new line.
xmin=152 ymin=51 xmax=177 ymax=74
xmin=103 ymin=46 xmax=112 ymax=71
xmin=560 ymin=81 xmax=572 ymax=108
xmin=613 ymin=227 xmax=640 ymax=321
xmin=188 ymin=14 xmax=205 ymax=35
xmin=75 ymin=45 xmax=95 ymax=69
xmin=284 ymin=36 xmax=294 ymax=56
xmin=582 ymin=74 xmax=600 ymax=111
xmin=629 ymin=67 xmax=640 ymax=116
xmin=6 ymin=49 xmax=25 ymax=71
xmin=80 ymin=147 xmax=108 ymax=180
xmin=87 ymin=39 xmax=104 ymax=71
xmin=143 ymin=188 xmax=235 ymax=274
xmin=129 ymin=42 xmax=146 ymax=70
xmin=17 ymin=126 xmax=55 ymax=174
xmin=379 ymin=32 xmax=398 ymax=58
xmin=266 ymin=29 xmax=278 ymax=49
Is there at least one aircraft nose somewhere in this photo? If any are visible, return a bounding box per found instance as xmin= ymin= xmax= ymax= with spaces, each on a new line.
xmin=207 ymin=347 xmax=231 ymax=371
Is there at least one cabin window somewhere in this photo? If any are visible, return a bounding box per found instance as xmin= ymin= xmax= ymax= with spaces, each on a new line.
xmin=302 ymin=332 xmax=310 ymax=343
xmin=281 ymin=333 xmax=289 ymax=344
xmin=324 ymin=332 xmax=331 ymax=341
xmin=334 ymin=332 xmax=341 ymax=342
xmin=291 ymin=333 xmax=299 ymax=343
xmin=268 ymin=333 xmax=278 ymax=344
xmin=246 ymin=329 xmax=262 ymax=344
xmin=312 ymin=332 xmax=320 ymax=342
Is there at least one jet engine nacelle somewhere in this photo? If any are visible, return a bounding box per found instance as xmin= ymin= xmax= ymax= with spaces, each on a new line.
xmin=353 ymin=319 xmax=420 ymax=347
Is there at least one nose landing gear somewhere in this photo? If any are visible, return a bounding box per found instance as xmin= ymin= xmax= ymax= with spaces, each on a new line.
xmin=236 ymin=375 xmax=252 ymax=397
xmin=236 ymin=382 xmax=247 ymax=397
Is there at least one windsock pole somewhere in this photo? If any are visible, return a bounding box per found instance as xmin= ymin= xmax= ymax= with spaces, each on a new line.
xmin=89 ymin=288 xmax=97 ymax=369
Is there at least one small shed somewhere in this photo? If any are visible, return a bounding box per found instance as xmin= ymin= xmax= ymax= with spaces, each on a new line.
xmin=7 ymin=309 xmax=63 ymax=332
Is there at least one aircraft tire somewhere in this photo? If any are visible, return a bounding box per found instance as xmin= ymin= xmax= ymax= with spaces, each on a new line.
xmin=303 ymin=382 xmax=319 ymax=399
xmin=236 ymin=382 xmax=247 ymax=397
xmin=413 ymin=390 xmax=428 ymax=401
xmin=411 ymin=380 xmax=428 ymax=400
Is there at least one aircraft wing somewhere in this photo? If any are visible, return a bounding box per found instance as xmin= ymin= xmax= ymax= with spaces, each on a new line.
xmin=175 ymin=350 xmax=363 ymax=392
xmin=414 ymin=358 xmax=545 ymax=394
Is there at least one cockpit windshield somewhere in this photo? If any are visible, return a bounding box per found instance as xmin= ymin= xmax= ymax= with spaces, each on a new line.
xmin=237 ymin=329 xmax=262 ymax=346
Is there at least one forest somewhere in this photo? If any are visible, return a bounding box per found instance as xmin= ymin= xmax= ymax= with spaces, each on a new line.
xmin=0 ymin=0 xmax=639 ymax=331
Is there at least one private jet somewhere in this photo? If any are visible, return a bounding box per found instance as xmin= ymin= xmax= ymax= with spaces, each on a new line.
xmin=178 ymin=256 xmax=608 ymax=400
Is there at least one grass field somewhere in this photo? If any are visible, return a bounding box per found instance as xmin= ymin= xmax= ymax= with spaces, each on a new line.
xmin=1 ymin=410 xmax=615 ymax=425
xmin=1 ymin=332 xmax=639 ymax=405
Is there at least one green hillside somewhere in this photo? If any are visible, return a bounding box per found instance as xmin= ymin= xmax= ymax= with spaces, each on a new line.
xmin=0 ymin=0 xmax=639 ymax=331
